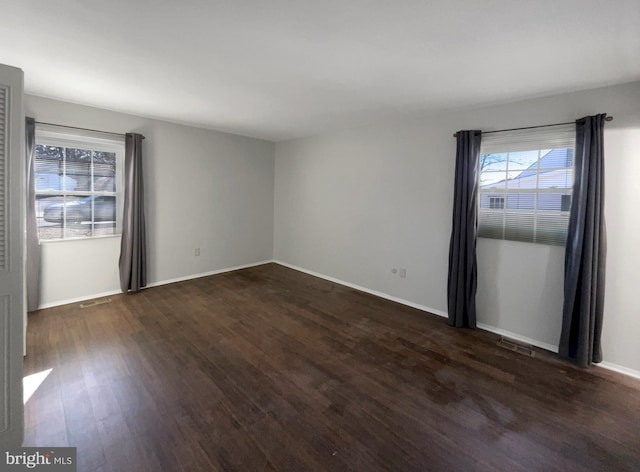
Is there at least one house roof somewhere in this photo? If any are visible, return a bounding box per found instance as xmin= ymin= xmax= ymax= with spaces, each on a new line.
xmin=481 ymin=148 xmax=573 ymax=190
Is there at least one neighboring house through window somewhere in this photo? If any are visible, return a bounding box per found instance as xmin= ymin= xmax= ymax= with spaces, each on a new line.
xmin=34 ymin=125 xmax=124 ymax=240
xmin=478 ymin=125 xmax=575 ymax=245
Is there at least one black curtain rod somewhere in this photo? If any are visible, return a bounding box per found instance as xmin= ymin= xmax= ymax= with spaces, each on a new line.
xmin=452 ymin=115 xmax=613 ymax=138
xmin=35 ymin=121 xmax=145 ymax=140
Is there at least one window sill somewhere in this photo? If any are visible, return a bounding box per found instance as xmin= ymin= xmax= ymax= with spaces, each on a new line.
xmin=39 ymin=234 xmax=122 ymax=244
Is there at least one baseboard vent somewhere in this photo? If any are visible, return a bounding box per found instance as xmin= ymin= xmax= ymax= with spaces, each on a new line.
xmin=497 ymin=336 xmax=535 ymax=357
xmin=80 ymin=298 xmax=112 ymax=308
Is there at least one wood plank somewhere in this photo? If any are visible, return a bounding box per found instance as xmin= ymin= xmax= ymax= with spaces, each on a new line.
xmin=23 ymin=263 xmax=640 ymax=471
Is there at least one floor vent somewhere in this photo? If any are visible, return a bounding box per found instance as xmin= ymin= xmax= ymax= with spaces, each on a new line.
xmin=80 ymin=298 xmax=112 ymax=308
xmin=496 ymin=336 xmax=535 ymax=357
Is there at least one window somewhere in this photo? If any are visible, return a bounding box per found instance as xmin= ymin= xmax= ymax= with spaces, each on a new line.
xmin=35 ymin=125 xmax=124 ymax=240
xmin=478 ymin=125 xmax=575 ymax=246
xmin=489 ymin=196 xmax=505 ymax=209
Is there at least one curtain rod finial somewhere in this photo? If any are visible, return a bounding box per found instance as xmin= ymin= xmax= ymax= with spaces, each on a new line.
xmin=605 ymin=115 xmax=613 ymax=122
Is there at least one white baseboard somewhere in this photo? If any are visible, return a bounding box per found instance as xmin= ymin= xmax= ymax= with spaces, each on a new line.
xmin=37 ymin=260 xmax=274 ymax=310
xmin=597 ymin=362 xmax=640 ymax=380
xmin=273 ymin=260 xmax=640 ymax=382
xmin=476 ymin=323 xmax=559 ymax=353
xmin=145 ymin=260 xmax=273 ymax=288
xmin=37 ymin=289 xmax=122 ymax=310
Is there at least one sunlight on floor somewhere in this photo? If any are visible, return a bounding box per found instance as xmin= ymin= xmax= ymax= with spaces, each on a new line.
xmin=23 ymin=369 xmax=52 ymax=404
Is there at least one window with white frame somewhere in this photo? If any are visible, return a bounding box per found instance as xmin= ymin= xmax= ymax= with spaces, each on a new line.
xmin=478 ymin=125 xmax=575 ymax=246
xmin=34 ymin=125 xmax=124 ymax=240
xmin=489 ymin=196 xmax=505 ymax=209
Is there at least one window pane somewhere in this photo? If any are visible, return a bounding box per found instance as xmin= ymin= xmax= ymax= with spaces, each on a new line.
xmin=537 ymin=193 xmax=571 ymax=211
xmin=38 ymin=194 xmax=94 ymax=239
xmin=93 ymin=221 xmax=116 ymax=238
xmin=63 ymin=195 xmax=94 ymax=238
xmin=36 ymin=195 xmax=64 ymax=240
xmin=539 ymin=148 xmax=573 ymax=169
xmin=504 ymin=212 xmax=535 ymax=243
xmin=480 ymin=171 xmax=506 ymax=190
xmin=506 ymin=193 xmax=535 ymax=210
xmin=478 ymin=210 xmax=504 ymax=239
xmin=538 ymin=168 xmax=573 ymax=190
xmin=536 ymin=213 xmax=570 ymax=245
xmin=34 ymin=145 xmax=63 ymax=192
xmin=506 ymin=150 xmax=539 ymax=171
xmin=65 ymin=148 xmax=92 ymax=191
xmin=94 ymin=195 xmax=117 ymax=224
xmin=93 ymin=151 xmax=116 ymax=192
xmin=35 ymin=144 xmax=63 ymax=160
xmin=480 ymin=153 xmax=508 ymax=171
xmin=87 ymin=194 xmax=116 ymax=238
xmin=505 ymin=171 xmax=538 ymax=189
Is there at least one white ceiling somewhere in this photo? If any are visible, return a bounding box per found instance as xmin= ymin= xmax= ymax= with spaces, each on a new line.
xmin=2 ymin=0 xmax=639 ymax=141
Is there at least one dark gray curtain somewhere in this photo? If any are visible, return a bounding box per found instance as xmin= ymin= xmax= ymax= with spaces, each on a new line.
xmin=25 ymin=117 xmax=41 ymax=312
xmin=447 ymin=130 xmax=482 ymax=328
xmin=559 ymin=114 xmax=607 ymax=366
xmin=119 ymin=133 xmax=147 ymax=292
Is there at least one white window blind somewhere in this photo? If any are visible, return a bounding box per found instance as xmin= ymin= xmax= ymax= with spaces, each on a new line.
xmin=478 ymin=124 xmax=575 ymax=246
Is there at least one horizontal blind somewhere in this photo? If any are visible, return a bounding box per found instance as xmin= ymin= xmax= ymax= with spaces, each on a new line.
xmin=480 ymin=125 xmax=575 ymax=154
xmin=478 ymin=124 xmax=575 ymax=246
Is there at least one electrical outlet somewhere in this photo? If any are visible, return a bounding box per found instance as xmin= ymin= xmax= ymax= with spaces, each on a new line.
xmin=194 ymin=248 xmax=200 ymax=256
xmin=399 ymin=268 xmax=406 ymax=278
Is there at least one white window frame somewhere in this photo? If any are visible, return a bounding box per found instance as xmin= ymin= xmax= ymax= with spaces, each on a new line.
xmin=477 ymin=125 xmax=575 ymax=246
xmin=35 ymin=125 xmax=125 ymax=241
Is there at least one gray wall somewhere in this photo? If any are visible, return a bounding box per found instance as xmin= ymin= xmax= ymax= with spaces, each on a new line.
xmin=26 ymin=95 xmax=275 ymax=307
xmin=26 ymin=82 xmax=640 ymax=377
xmin=274 ymin=81 xmax=640 ymax=375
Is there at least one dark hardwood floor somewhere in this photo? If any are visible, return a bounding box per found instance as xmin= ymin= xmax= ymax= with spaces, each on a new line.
xmin=24 ymin=263 xmax=640 ymax=471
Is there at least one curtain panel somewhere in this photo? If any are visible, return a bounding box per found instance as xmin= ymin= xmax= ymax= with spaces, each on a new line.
xmin=559 ymin=114 xmax=607 ymax=366
xmin=119 ymin=133 xmax=147 ymax=292
xmin=447 ymin=130 xmax=482 ymax=328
